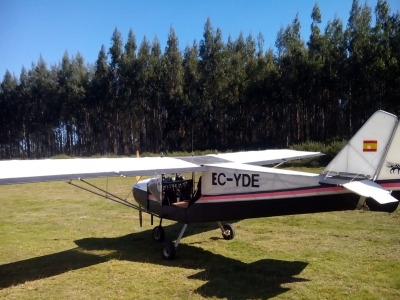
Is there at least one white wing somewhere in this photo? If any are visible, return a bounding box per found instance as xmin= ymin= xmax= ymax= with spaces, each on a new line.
xmin=0 ymin=157 xmax=205 ymax=184
xmin=0 ymin=149 xmax=323 ymax=185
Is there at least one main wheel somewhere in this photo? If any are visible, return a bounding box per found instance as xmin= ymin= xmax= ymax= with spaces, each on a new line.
xmin=222 ymin=223 xmax=235 ymax=240
xmin=152 ymin=226 xmax=165 ymax=242
xmin=161 ymin=241 xmax=176 ymax=260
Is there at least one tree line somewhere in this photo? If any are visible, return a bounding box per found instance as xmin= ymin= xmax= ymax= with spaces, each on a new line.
xmin=1 ymin=0 xmax=400 ymax=159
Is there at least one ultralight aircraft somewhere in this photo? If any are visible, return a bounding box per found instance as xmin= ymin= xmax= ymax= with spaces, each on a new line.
xmin=1 ymin=110 xmax=399 ymax=259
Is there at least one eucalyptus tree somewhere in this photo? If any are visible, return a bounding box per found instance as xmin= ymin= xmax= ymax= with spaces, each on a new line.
xmin=199 ymin=18 xmax=229 ymax=149
xmin=388 ymin=10 xmax=400 ymax=114
xmin=226 ymin=32 xmax=260 ymax=147
xmin=135 ymin=36 xmax=152 ymax=152
xmin=120 ymin=28 xmax=138 ymax=154
xmin=243 ymin=33 xmax=266 ymax=147
xmin=17 ymin=67 xmax=33 ymax=158
xmin=345 ymin=0 xmax=373 ymax=134
xmin=182 ymin=41 xmax=201 ymax=150
xmin=227 ymin=32 xmax=247 ymax=147
xmin=58 ymin=51 xmax=74 ymax=154
xmin=28 ymin=56 xmax=59 ymax=157
xmin=371 ymin=0 xmax=400 ymax=114
xmin=225 ymin=32 xmax=247 ymax=147
xmin=0 ymin=71 xmax=18 ymax=158
xmin=90 ymin=45 xmax=110 ymax=154
xmin=162 ymin=27 xmax=187 ymax=151
xmin=372 ymin=0 xmax=390 ymax=109
xmin=70 ymin=52 xmax=89 ymax=155
xmin=275 ymin=14 xmax=307 ymax=145
xmin=147 ymin=36 xmax=163 ymax=152
xmin=307 ymin=3 xmax=329 ymax=140
xmin=252 ymin=47 xmax=280 ymax=147
xmin=244 ymin=34 xmax=279 ymax=149
xmin=108 ymin=28 xmax=124 ymax=154
xmin=58 ymin=51 xmax=88 ymax=155
xmin=323 ymin=16 xmax=347 ymax=138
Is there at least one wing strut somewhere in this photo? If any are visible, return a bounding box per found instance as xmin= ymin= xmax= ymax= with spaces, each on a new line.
xmin=68 ymin=179 xmax=159 ymax=217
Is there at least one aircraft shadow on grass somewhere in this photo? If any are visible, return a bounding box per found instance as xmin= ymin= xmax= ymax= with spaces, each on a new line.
xmin=0 ymin=223 xmax=308 ymax=299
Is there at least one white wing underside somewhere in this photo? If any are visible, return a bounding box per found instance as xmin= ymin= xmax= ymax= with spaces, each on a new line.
xmin=0 ymin=150 xmax=323 ymax=184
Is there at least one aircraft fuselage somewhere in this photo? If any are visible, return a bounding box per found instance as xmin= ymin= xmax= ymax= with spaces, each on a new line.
xmin=133 ymin=169 xmax=400 ymax=223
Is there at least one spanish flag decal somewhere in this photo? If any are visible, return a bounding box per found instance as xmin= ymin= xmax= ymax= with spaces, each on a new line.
xmin=363 ymin=140 xmax=377 ymax=152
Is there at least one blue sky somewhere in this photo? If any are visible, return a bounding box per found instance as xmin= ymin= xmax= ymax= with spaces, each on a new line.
xmin=1 ymin=0 xmax=399 ymax=78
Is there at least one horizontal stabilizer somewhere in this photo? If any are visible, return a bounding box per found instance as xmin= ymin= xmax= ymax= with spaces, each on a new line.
xmin=342 ymin=180 xmax=398 ymax=204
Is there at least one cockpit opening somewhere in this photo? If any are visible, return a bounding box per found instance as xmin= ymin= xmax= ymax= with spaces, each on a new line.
xmin=162 ymin=174 xmax=193 ymax=206
xmin=147 ymin=173 xmax=202 ymax=208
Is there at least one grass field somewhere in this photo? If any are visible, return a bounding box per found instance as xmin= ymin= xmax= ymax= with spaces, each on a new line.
xmin=0 ymin=172 xmax=400 ymax=299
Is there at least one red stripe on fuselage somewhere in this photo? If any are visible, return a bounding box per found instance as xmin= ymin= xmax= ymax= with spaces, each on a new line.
xmin=378 ymin=182 xmax=400 ymax=189
xmin=197 ymin=185 xmax=345 ymax=202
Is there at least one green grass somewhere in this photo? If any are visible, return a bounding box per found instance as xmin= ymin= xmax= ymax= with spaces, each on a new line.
xmin=1 ymin=172 xmax=400 ymax=299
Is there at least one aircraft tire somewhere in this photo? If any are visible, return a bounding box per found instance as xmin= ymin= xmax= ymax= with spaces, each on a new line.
xmin=222 ymin=223 xmax=235 ymax=240
xmin=152 ymin=226 xmax=165 ymax=242
xmin=161 ymin=241 xmax=176 ymax=260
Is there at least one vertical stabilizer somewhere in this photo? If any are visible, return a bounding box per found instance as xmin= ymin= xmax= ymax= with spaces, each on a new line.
xmin=323 ymin=111 xmax=398 ymax=179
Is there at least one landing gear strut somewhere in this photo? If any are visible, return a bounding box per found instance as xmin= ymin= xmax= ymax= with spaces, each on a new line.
xmin=161 ymin=224 xmax=188 ymax=260
xmin=159 ymin=222 xmax=235 ymax=260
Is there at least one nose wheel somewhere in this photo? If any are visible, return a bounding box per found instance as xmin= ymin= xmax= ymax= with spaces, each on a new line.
xmin=217 ymin=222 xmax=235 ymax=240
xmin=161 ymin=241 xmax=176 ymax=260
xmin=152 ymin=225 xmax=165 ymax=242
xmin=161 ymin=224 xmax=188 ymax=260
